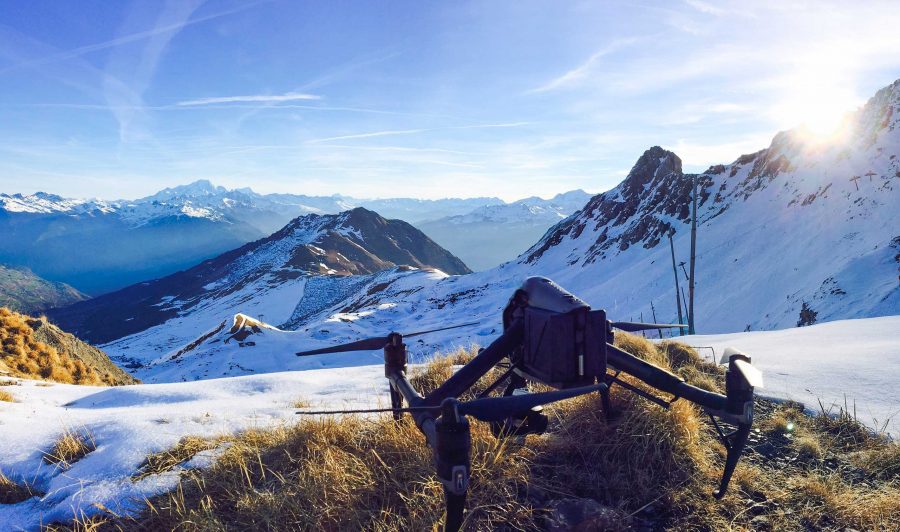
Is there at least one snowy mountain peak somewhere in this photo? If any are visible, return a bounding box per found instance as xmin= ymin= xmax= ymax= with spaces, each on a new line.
xmin=144 ymin=179 xmax=232 ymax=201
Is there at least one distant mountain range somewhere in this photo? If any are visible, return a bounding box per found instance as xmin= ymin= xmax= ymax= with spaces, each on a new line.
xmin=49 ymin=207 xmax=469 ymax=347
xmin=81 ymin=78 xmax=900 ymax=382
xmin=0 ymin=264 xmax=87 ymax=314
xmin=416 ymin=190 xmax=592 ymax=270
xmin=0 ymin=182 xmax=522 ymax=295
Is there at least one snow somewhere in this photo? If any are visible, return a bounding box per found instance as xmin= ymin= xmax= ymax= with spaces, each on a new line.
xmin=683 ymin=315 xmax=900 ymax=437
xmin=0 ymin=367 xmax=388 ymax=530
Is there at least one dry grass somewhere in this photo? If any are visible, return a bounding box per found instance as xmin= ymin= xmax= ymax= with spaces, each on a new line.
xmin=0 ymin=470 xmax=42 ymax=504
xmin=0 ymin=389 xmax=15 ymax=402
xmin=0 ymin=307 xmax=108 ymax=385
xmin=53 ymin=334 xmax=900 ymax=530
xmin=43 ymin=427 xmax=96 ymax=468
xmin=133 ymin=436 xmax=224 ymax=481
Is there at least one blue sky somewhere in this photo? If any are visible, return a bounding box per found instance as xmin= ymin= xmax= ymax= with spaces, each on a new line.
xmin=2 ymin=0 xmax=899 ymax=201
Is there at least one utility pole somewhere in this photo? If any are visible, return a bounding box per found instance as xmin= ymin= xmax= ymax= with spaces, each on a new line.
xmin=688 ymin=173 xmax=698 ymax=335
xmin=668 ymin=230 xmax=684 ymax=334
xmin=650 ymin=300 xmax=662 ymax=339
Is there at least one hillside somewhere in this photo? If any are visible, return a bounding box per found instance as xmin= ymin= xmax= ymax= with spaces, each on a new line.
xmin=0 ymin=264 xmax=87 ymax=314
xmin=49 ymin=208 xmax=470 ymax=346
xmin=0 ymin=183 xmax=500 ymax=295
xmin=0 ymin=308 xmax=135 ymax=385
xmin=416 ymin=190 xmax=591 ymax=270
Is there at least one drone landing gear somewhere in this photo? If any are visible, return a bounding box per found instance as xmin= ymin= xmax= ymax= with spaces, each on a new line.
xmin=435 ymin=399 xmax=471 ymax=532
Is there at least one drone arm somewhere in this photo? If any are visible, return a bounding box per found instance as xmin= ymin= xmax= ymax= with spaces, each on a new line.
xmin=606 ymin=343 xmax=756 ymax=497
xmin=606 ymin=343 xmax=727 ymax=412
xmin=424 ymin=319 xmax=525 ymax=407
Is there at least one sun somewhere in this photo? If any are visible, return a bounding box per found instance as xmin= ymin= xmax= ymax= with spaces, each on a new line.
xmin=771 ymin=79 xmax=860 ymax=140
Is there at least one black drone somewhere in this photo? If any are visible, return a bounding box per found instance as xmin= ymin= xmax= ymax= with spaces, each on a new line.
xmin=296 ymin=277 xmax=762 ymax=532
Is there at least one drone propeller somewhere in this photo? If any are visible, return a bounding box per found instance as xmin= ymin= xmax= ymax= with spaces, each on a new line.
xmin=295 ymin=321 xmax=479 ymax=357
xmin=296 ymin=383 xmax=606 ymax=422
xmin=610 ymin=321 xmax=688 ymax=333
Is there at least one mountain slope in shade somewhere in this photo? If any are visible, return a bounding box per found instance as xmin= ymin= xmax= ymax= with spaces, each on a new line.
xmin=0 ymin=264 xmax=88 ymax=314
xmin=416 ymin=190 xmax=592 ymax=270
xmin=49 ymin=208 xmax=470 ymax=346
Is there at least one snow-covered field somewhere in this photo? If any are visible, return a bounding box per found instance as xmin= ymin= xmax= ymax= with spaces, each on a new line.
xmin=684 ymin=315 xmax=900 ymax=438
xmin=0 ymin=367 xmax=387 ymax=530
xmin=1 ymin=315 xmax=897 ymax=529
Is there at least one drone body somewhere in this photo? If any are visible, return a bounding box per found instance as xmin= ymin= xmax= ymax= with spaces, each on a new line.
xmin=297 ymin=276 xmax=761 ymax=532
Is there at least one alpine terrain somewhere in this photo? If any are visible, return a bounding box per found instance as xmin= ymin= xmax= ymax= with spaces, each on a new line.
xmin=82 ymin=78 xmax=900 ymax=386
xmin=49 ymin=207 xmax=470 ymax=351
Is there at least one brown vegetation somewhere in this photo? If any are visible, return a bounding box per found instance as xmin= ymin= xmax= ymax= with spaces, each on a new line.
xmin=0 ymin=307 xmax=119 ymax=385
xmin=52 ymin=335 xmax=900 ymax=530
xmin=0 ymin=470 xmax=42 ymax=504
xmin=43 ymin=427 xmax=96 ymax=468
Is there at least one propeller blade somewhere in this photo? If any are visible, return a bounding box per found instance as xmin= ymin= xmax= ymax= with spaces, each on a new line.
xmin=296 ymin=384 xmax=606 ymax=421
xmin=610 ymin=321 xmax=688 ymax=332
xmin=733 ymin=358 xmax=764 ymax=389
xmin=457 ymin=383 xmax=606 ymax=422
xmin=403 ymin=321 xmax=479 ymax=339
xmin=295 ymin=321 xmax=479 ymax=357
xmin=295 ymin=336 xmax=389 ymax=357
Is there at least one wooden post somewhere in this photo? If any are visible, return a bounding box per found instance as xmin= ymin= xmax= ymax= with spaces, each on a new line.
xmin=668 ymin=231 xmax=684 ymax=334
xmin=640 ymin=312 xmax=645 ymax=338
xmin=688 ymin=173 xmax=698 ymax=335
xmin=850 ymin=175 xmax=861 ymax=191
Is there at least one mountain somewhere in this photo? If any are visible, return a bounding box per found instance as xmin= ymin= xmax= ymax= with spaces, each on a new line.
xmin=0 ymin=183 xmax=502 ymax=295
xmin=0 ymin=307 xmax=136 ymax=385
xmin=88 ymin=78 xmax=900 ymax=383
xmin=0 ymin=264 xmax=88 ymax=314
xmin=48 ymin=207 xmax=470 ymax=347
xmin=416 ymin=190 xmax=592 ymax=270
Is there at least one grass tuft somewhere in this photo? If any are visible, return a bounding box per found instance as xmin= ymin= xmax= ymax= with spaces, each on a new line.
xmin=134 ymin=436 xmax=223 ymax=481
xmin=44 ymin=427 xmax=96 ymax=468
xmin=0 ymin=389 xmax=15 ymax=402
xmin=0 ymin=470 xmax=42 ymax=504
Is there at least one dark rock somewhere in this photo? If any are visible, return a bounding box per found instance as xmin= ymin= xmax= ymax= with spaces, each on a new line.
xmin=544 ymin=497 xmax=629 ymax=531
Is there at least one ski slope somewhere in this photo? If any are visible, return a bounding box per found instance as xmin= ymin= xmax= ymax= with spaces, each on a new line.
xmin=1 ymin=315 xmax=898 ymax=530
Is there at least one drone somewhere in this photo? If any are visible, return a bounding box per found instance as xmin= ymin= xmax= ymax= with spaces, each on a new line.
xmin=295 ymin=277 xmax=762 ymax=532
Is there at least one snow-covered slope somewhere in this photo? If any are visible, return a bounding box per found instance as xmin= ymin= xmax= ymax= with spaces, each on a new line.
xmin=1 ymin=315 xmax=897 ymax=530
xmin=49 ymin=208 xmax=471 ymax=346
xmin=96 ymin=79 xmax=900 ymax=386
xmin=416 ymin=190 xmax=592 ymax=270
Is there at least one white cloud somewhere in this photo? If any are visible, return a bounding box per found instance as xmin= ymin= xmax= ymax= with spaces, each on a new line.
xmin=528 ymin=37 xmax=640 ymax=93
xmin=177 ymin=92 xmax=322 ymax=106
xmin=306 ymin=122 xmax=528 ymax=143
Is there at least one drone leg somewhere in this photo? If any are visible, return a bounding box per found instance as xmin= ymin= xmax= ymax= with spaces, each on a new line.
xmin=435 ymin=400 xmax=471 ymax=532
xmin=600 ymin=385 xmax=613 ymax=422
xmin=389 ymin=384 xmax=403 ymax=421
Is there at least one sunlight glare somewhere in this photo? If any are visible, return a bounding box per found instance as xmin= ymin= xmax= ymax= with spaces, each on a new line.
xmin=772 ymin=76 xmax=860 ymax=141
